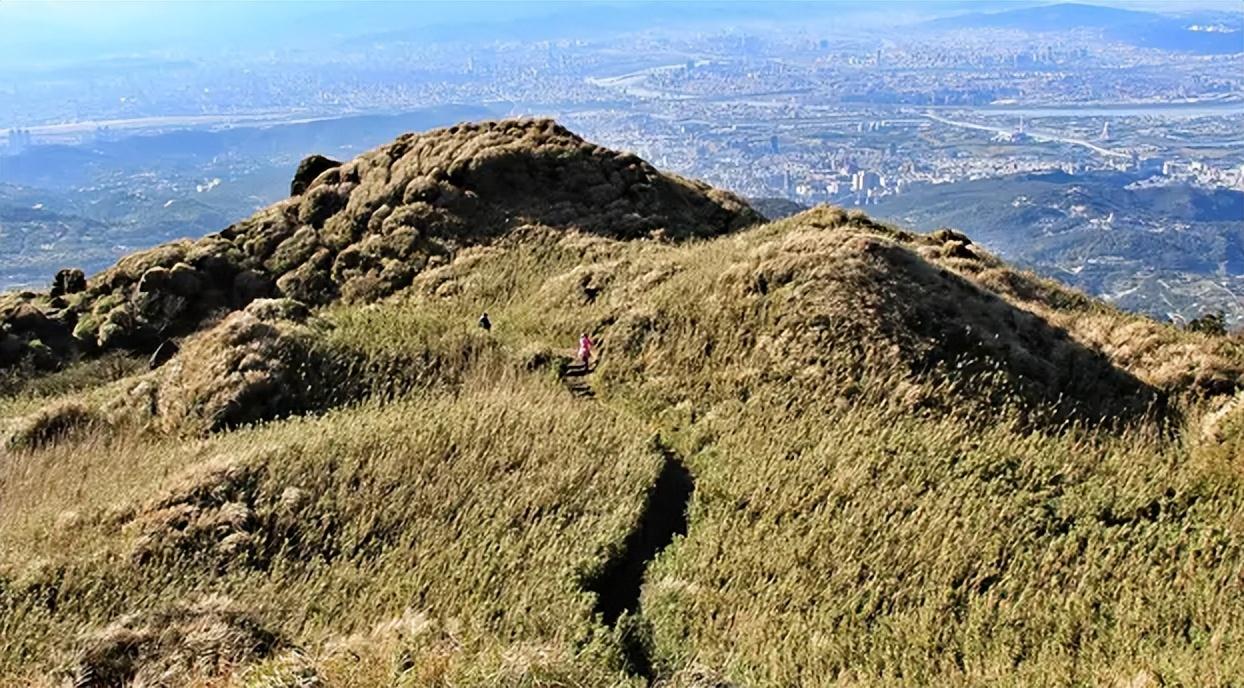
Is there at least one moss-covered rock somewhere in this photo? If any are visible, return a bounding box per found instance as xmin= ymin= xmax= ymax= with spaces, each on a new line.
xmin=290 ymin=153 xmax=342 ymax=196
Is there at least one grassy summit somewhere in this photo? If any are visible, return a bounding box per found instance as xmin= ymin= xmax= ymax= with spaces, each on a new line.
xmin=3 ymin=120 xmax=1244 ymax=687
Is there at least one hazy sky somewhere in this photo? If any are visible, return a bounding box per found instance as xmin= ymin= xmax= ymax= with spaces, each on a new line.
xmin=0 ymin=0 xmax=1239 ymax=68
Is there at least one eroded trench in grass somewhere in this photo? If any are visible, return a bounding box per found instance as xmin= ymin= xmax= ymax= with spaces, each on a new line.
xmin=585 ymin=441 xmax=695 ymax=681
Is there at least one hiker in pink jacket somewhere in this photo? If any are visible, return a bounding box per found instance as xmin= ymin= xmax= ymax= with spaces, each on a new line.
xmin=578 ymin=333 xmax=594 ymax=369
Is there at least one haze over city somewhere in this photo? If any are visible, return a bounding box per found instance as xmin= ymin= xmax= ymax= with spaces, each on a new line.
xmin=2 ymin=0 xmax=1241 ymax=324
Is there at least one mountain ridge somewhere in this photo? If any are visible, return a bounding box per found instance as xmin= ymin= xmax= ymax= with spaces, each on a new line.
xmin=0 ymin=118 xmax=759 ymax=372
xmin=4 ymin=120 xmax=1244 ymax=686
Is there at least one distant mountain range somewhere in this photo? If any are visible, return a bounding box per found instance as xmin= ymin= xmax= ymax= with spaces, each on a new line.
xmin=13 ymin=1 xmax=1225 ymax=69
xmin=927 ymin=2 xmax=1243 ymax=54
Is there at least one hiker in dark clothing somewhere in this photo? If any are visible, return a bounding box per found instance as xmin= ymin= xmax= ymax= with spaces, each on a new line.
xmin=479 ymin=313 xmax=491 ymax=331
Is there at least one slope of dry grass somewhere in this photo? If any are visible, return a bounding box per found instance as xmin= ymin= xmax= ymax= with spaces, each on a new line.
xmin=1 ymin=371 xmax=658 ymax=686
xmin=3 ymin=206 xmax=1244 ymax=686
xmin=645 ymin=400 xmax=1244 ymax=686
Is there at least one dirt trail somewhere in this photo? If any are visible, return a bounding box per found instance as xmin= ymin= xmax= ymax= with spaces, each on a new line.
xmin=586 ymin=440 xmax=695 ymax=681
xmin=559 ymin=360 xmax=695 ymax=681
xmin=561 ymin=362 xmax=596 ymax=398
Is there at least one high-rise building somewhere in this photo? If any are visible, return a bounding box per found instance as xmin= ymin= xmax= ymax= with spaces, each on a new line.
xmin=851 ymin=171 xmax=881 ymax=193
xmin=2 ymin=128 xmax=33 ymax=154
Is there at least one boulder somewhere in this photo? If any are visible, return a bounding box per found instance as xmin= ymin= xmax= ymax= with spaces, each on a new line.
xmin=8 ymin=303 xmax=51 ymax=333
xmin=3 ymin=303 xmax=74 ymax=356
xmin=137 ymin=267 xmax=171 ymax=294
xmin=290 ymin=154 xmax=342 ymax=196
xmin=97 ymin=307 xmax=137 ymax=349
xmin=297 ymin=184 xmax=347 ymax=228
xmin=232 ymin=269 xmax=275 ymax=306
xmin=51 ymin=268 xmax=87 ymax=297
xmin=244 ymin=297 xmax=310 ymax=323
xmin=0 ymin=334 xmax=24 ymax=367
xmin=167 ymin=263 xmax=205 ymax=297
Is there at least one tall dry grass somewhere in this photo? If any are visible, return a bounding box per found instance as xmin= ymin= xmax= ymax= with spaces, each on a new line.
xmin=1 ymin=371 xmax=657 ymax=686
xmin=4 ymin=207 xmax=1244 ymax=685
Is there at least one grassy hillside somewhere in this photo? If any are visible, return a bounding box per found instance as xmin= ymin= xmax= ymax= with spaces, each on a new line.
xmin=4 ymin=123 xmax=1244 ymax=686
xmin=867 ymin=170 xmax=1244 ymax=325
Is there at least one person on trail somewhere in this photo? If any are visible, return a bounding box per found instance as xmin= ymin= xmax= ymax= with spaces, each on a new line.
xmin=578 ymin=333 xmax=594 ymax=369
xmin=478 ymin=313 xmax=491 ymax=331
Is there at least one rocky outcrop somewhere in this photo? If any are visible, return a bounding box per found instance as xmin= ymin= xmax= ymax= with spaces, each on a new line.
xmin=1 ymin=119 xmax=760 ymax=371
xmin=290 ymin=153 xmax=341 ymax=196
xmin=0 ymin=297 xmax=77 ymax=369
xmin=51 ymin=268 xmax=86 ymax=297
